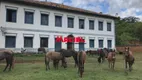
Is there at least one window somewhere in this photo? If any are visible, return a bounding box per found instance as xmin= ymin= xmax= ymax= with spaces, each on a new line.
xmin=79 ymin=19 xmax=85 ymax=29
xmin=98 ymin=21 xmax=103 ymax=31
xmin=40 ymin=37 xmax=48 ymax=47
xmin=99 ymin=40 xmax=103 ymax=48
xmin=25 ymin=11 xmax=34 ymax=24
xmin=6 ymin=9 xmax=17 ymax=22
xmin=41 ymin=14 xmax=49 ymax=26
xmin=24 ymin=37 xmax=33 ymax=48
xmin=68 ymin=17 xmax=74 ymax=28
xmin=107 ymin=22 xmax=111 ymax=31
xmin=89 ymin=20 xmax=94 ymax=30
xmin=55 ymin=16 xmax=62 ymax=27
xmin=5 ymin=36 xmax=16 ymax=48
xmin=89 ymin=39 xmax=94 ymax=48
xmin=107 ymin=40 xmax=112 ymax=49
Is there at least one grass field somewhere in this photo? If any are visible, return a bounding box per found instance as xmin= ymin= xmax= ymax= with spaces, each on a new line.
xmin=0 ymin=53 xmax=142 ymax=80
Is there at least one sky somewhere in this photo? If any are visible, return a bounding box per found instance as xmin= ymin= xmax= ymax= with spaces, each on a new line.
xmin=40 ymin=0 xmax=142 ymax=20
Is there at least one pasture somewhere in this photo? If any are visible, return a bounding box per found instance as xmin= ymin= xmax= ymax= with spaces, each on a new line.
xmin=0 ymin=53 xmax=142 ymax=80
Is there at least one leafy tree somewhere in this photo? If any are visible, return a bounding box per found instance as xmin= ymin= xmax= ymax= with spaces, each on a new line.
xmin=122 ymin=16 xmax=140 ymax=23
xmin=115 ymin=16 xmax=141 ymax=46
xmin=134 ymin=22 xmax=142 ymax=41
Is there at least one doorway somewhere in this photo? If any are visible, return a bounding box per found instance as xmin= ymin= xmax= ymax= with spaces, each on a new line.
xmin=67 ymin=34 xmax=74 ymax=50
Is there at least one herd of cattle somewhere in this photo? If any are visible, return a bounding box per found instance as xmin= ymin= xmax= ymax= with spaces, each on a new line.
xmin=0 ymin=47 xmax=135 ymax=78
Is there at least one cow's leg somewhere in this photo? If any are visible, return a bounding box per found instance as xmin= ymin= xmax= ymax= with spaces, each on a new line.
xmin=45 ymin=60 xmax=48 ymax=71
xmin=78 ymin=65 xmax=80 ymax=74
xmin=73 ymin=56 xmax=78 ymax=68
xmin=62 ymin=58 xmax=67 ymax=68
xmin=54 ymin=60 xmax=58 ymax=70
xmin=129 ymin=62 xmax=132 ymax=71
xmin=110 ymin=61 xmax=113 ymax=69
xmin=56 ymin=60 xmax=59 ymax=70
xmin=9 ymin=63 xmax=12 ymax=71
xmin=9 ymin=58 xmax=13 ymax=71
xmin=61 ymin=59 xmax=64 ymax=67
xmin=3 ymin=58 xmax=9 ymax=72
xmin=111 ymin=62 xmax=113 ymax=69
xmin=131 ymin=58 xmax=135 ymax=70
xmin=108 ymin=61 xmax=110 ymax=68
xmin=80 ymin=66 xmax=84 ymax=78
xmin=45 ymin=62 xmax=48 ymax=71
xmin=111 ymin=62 xmax=112 ymax=69
xmin=113 ymin=60 xmax=115 ymax=70
xmin=98 ymin=57 xmax=101 ymax=63
xmin=3 ymin=64 xmax=9 ymax=72
xmin=102 ymin=57 xmax=105 ymax=63
xmin=125 ymin=61 xmax=128 ymax=70
xmin=53 ymin=60 xmax=56 ymax=70
xmin=45 ymin=57 xmax=50 ymax=71
xmin=47 ymin=60 xmax=50 ymax=70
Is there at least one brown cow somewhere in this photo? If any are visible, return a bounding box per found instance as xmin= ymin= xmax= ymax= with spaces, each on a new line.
xmin=124 ymin=47 xmax=135 ymax=71
xmin=45 ymin=51 xmax=67 ymax=71
xmin=77 ymin=51 xmax=86 ymax=78
xmin=107 ymin=50 xmax=116 ymax=69
xmin=0 ymin=49 xmax=15 ymax=72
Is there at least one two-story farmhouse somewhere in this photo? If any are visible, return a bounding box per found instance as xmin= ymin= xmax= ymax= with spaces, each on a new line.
xmin=0 ymin=0 xmax=117 ymax=52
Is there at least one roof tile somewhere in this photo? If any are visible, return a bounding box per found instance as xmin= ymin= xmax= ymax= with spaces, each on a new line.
xmin=2 ymin=0 xmax=118 ymax=19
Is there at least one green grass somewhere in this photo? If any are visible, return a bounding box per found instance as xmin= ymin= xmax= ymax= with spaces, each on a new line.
xmin=0 ymin=53 xmax=142 ymax=80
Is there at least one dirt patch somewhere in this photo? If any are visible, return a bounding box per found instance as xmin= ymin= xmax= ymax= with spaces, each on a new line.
xmin=0 ymin=60 xmax=44 ymax=64
xmin=116 ymin=46 xmax=142 ymax=53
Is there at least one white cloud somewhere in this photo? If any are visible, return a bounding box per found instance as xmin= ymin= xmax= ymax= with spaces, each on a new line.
xmin=40 ymin=0 xmax=104 ymax=12
xmin=40 ymin=0 xmax=142 ymax=20
xmin=64 ymin=0 xmax=103 ymax=13
xmin=108 ymin=0 xmax=142 ymax=20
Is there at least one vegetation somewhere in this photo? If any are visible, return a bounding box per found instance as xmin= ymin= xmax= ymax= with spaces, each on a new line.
xmin=0 ymin=53 xmax=142 ymax=80
xmin=115 ymin=16 xmax=142 ymax=46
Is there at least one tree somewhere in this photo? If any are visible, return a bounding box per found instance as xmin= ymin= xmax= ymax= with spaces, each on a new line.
xmin=134 ymin=22 xmax=142 ymax=41
xmin=122 ymin=16 xmax=140 ymax=23
xmin=115 ymin=16 xmax=140 ymax=46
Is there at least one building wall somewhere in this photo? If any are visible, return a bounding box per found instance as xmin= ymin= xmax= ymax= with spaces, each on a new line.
xmin=0 ymin=1 xmax=115 ymax=52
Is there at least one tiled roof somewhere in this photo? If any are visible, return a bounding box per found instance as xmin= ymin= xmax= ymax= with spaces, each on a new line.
xmin=2 ymin=0 xmax=118 ymax=19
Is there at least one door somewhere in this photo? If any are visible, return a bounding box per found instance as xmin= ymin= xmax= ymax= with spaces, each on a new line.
xmin=55 ymin=38 xmax=62 ymax=51
xmin=67 ymin=34 xmax=74 ymax=50
xmin=79 ymin=39 xmax=85 ymax=51
xmin=67 ymin=42 xmax=74 ymax=50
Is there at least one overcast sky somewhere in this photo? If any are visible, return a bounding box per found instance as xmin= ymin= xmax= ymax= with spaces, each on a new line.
xmin=40 ymin=0 xmax=142 ymax=20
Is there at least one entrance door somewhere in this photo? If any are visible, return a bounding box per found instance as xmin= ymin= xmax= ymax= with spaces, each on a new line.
xmin=55 ymin=38 xmax=62 ymax=51
xmin=67 ymin=34 xmax=74 ymax=50
xmin=79 ymin=39 xmax=85 ymax=51
xmin=67 ymin=42 xmax=74 ymax=50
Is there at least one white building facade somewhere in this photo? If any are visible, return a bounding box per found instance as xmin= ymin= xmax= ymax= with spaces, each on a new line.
xmin=0 ymin=0 xmax=117 ymax=52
